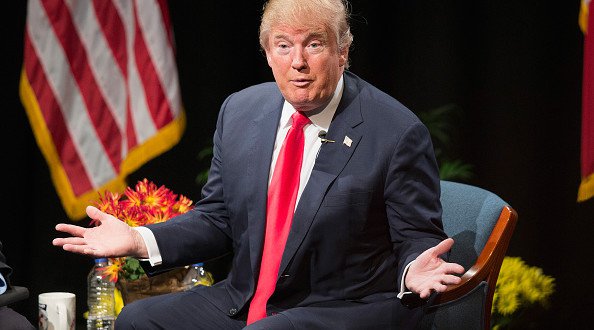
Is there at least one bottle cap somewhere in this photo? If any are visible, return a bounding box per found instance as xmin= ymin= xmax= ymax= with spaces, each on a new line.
xmin=192 ymin=262 xmax=204 ymax=267
xmin=95 ymin=258 xmax=108 ymax=263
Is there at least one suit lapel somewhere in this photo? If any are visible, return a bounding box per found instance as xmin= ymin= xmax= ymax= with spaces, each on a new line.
xmin=279 ymin=73 xmax=364 ymax=275
xmin=247 ymin=95 xmax=284 ymax=279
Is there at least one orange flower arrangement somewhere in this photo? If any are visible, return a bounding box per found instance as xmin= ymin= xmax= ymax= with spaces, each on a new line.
xmin=92 ymin=179 xmax=194 ymax=282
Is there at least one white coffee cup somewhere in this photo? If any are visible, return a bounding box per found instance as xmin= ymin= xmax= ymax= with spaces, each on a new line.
xmin=38 ymin=292 xmax=76 ymax=330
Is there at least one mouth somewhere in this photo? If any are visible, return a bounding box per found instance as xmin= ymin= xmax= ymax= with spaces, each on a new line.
xmin=290 ymin=79 xmax=312 ymax=88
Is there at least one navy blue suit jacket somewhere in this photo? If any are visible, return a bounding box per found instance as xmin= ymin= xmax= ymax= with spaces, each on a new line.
xmin=145 ymin=71 xmax=447 ymax=324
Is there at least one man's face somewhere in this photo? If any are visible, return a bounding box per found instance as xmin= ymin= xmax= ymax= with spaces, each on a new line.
xmin=265 ymin=24 xmax=348 ymax=112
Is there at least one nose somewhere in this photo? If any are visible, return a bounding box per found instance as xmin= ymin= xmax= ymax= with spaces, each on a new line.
xmin=291 ymin=47 xmax=307 ymax=71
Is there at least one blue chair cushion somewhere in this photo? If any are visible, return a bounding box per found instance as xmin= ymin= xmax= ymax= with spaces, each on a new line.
xmin=439 ymin=181 xmax=507 ymax=270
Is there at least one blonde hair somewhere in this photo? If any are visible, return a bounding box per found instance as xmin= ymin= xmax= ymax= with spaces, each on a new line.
xmin=259 ymin=0 xmax=353 ymax=54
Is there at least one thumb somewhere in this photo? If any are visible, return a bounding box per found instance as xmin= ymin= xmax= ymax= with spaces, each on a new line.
xmin=86 ymin=205 xmax=104 ymax=224
xmin=432 ymin=237 xmax=455 ymax=256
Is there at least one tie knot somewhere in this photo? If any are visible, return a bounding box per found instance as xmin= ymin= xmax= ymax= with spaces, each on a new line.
xmin=291 ymin=111 xmax=311 ymax=130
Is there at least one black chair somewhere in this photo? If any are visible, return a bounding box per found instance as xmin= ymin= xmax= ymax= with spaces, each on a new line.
xmin=418 ymin=180 xmax=518 ymax=330
xmin=0 ymin=285 xmax=29 ymax=307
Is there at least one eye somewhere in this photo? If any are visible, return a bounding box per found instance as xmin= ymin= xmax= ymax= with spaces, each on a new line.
xmin=275 ymin=42 xmax=291 ymax=55
xmin=307 ymin=41 xmax=324 ymax=54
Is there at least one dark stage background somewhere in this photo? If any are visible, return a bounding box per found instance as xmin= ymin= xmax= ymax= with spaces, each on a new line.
xmin=2 ymin=1 xmax=593 ymax=328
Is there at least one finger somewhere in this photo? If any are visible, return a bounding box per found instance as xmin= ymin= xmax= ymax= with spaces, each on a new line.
xmin=440 ymin=274 xmax=462 ymax=285
xmin=431 ymin=238 xmax=455 ymax=256
xmin=62 ymin=243 xmax=103 ymax=257
xmin=53 ymin=237 xmax=87 ymax=247
xmin=86 ymin=205 xmax=103 ymax=222
xmin=419 ymin=289 xmax=432 ymax=299
xmin=439 ymin=261 xmax=465 ymax=275
xmin=55 ymin=223 xmax=87 ymax=237
xmin=432 ymin=282 xmax=448 ymax=293
xmin=440 ymin=262 xmax=465 ymax=275
xmin=62 ymin=243 xmax=91 ymax=255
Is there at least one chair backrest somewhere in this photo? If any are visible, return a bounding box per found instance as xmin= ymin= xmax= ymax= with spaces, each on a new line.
xmin=417 ymin=180 xmax=518 ymax=330
xmin=0 ymin=286 xmax=29 ymax=306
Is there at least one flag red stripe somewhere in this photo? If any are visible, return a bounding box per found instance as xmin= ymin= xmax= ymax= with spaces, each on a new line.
xmin=92 ymin=0 xmax=127 ymax=79
xmin=126 ymin=102 xmax=138 ymax=150
xmin=583 ymin=2 xmax=594 ymax=179
xmin=92 ymin=0 xmax=137 ymax=150
xmin=23 ymin=32 xmax=94 ymax=195
xmin=41 ymin=0 xmax=122 ymax=171
xmin=132 ymin=2 xmax=174 ymax=129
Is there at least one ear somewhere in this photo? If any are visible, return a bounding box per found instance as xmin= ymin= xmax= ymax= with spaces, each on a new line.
xmin=265 ymin=49 xmax=273 ymax=68
xmin=338 ymin=47 xmax=349 ymax=67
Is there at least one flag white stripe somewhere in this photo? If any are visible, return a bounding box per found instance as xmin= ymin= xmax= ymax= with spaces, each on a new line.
xmin=115 ymin=0 xmax=158 ymax=144
xmin=111 ymin=0 xmax=135 ymax=155
xmin=129 ymin=53 xmax=158 ymax=144
xmin=136 ymin=0 xmax=181 ymax=116
xmin=64 ymin=0 xmax=127 ymax=134
xmin=27 ymin=0 xmax=116 ymax=188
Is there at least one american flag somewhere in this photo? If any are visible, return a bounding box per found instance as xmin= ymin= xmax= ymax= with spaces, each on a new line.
xmin=20 ymin=0 xmax=185 ymax=220
xmin=580 ymin=0 xmax=594 ymax=202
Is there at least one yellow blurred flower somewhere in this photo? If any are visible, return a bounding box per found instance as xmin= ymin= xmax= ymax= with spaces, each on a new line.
xmin=114 ymin=288 xmax=124 ymax=316
xmin=492 ymin=256 xmax=555 ymax=328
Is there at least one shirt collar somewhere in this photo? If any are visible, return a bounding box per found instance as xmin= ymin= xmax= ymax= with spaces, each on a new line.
xmin=280 ymin=74 xmax=344 ymax=131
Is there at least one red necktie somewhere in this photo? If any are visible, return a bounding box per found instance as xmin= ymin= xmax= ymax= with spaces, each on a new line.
xmin=247 ymin=111 xmax=311 ymax=324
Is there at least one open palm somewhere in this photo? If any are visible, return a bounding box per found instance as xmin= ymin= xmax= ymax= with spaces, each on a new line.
xmin=53 ymin=206 xmax=142 ymax=258
xmin=405 ymin=238 xmax=465 ymax=299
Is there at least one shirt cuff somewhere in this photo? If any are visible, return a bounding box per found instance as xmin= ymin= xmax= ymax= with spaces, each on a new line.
xmin=397 ymin=260 xmax=414 ymax=299
xmin=133 ymin=227 xmax=162 ymax=266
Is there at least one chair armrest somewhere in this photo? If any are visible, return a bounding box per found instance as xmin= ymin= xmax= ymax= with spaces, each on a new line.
xmin=433 ymin=206 xmax=518 ymax=305
xmin=0 ymin=286 xmax=30 ymax=306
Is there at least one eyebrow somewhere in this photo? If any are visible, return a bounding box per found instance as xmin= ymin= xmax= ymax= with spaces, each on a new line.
xmin=272 ymin=31 xmax=328 ymax=42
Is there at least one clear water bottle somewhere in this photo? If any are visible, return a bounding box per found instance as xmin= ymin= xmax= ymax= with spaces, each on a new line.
xmin=87 ymin=258 xmax=115 ymax=330
xmin=181 ymin=263 xmax=214 ymax=290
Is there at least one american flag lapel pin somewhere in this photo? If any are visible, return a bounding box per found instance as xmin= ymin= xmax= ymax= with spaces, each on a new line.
xmin=343 ymin=136 xmax=352 ymax=147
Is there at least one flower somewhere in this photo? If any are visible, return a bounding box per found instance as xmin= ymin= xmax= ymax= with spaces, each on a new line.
xmin=91 ymin=179 xmax=194 ymax=282
xmin=492 ymin=256 xmax=555 ymax=329
xmin=97 ymin=258 xmax=124 ymax=283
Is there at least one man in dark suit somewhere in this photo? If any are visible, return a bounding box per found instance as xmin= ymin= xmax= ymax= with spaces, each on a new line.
xmin=0 ymin=241 xmax=35 ymax=330
xmin=53 ymin=0 xmax=464 ymax=328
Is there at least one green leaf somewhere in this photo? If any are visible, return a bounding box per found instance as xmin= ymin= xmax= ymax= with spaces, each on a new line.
xmin=439 ymin=160 xmax=474 ymax=181
xmin=418 ymin=103 xmax=474 ymax=182
xmin=122 ymin=257 xmax=146 ymax=281
xmin=197 ymin=146 xmax=213 ymax=160
xmin=417 ymin=103 xmax=462 ymax=146
xmin=196 ymin=146 xmax=214 ymax=186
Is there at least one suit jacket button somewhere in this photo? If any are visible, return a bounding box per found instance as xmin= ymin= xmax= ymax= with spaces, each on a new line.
xmin=229 ymin=308 xmax=238 ymax=316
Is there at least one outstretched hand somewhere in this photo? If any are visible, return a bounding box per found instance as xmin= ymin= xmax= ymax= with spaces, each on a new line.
xmin=405 ymin=238 xmax=465 ymax=299
xmin=52 ymin=206 xmax=147 ymax=259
